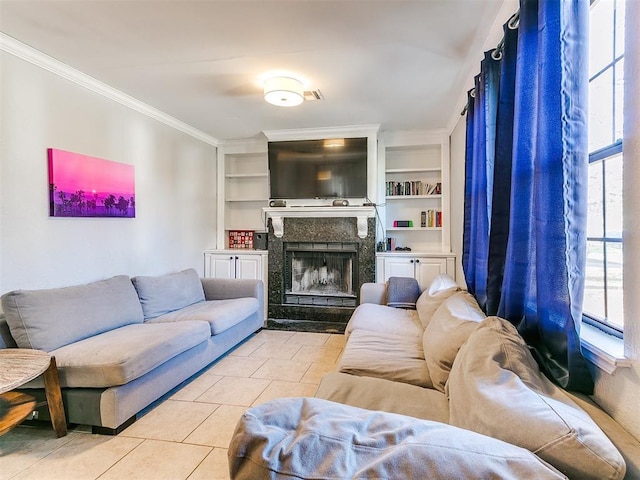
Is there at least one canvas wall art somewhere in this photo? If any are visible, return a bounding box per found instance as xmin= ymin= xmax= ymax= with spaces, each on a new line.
xmin=48 ymin=148 xmax=135 ymax=218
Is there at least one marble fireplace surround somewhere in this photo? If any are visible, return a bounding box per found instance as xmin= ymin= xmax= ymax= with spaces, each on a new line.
xmin=264 ymin=207 xmax=376 ymax=333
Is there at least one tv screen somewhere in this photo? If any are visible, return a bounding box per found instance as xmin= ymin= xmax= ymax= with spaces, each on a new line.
xmin=268 ymin=137 xmax=368 ymax=200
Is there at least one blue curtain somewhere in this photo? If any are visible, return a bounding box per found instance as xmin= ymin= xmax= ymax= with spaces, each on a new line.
xmin=462 ymin=54 xmax=500 ymax=312
xmin=463 ymin=0 xmax=592 ymax=393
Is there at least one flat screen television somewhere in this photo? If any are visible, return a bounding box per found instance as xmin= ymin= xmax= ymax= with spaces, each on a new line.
xmin=268 ymin=137 xmax=368 ymax=200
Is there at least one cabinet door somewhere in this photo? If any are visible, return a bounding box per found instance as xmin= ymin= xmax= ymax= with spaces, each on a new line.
xmin=413 ymin=257 xmax=447 ymax=290
xmin=382 ymin=256 xmax=416 ymax=282
xmin=235 ymin=255 xmax=262 ymax=280
xmin=205 ymin=254 xmax=236 ymax=279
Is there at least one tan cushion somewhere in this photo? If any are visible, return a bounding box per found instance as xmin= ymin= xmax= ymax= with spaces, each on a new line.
xmin=416 ymin=273 xmax=461 ymax=328
xmin=422 ymin=291 xmax=485 ymax=392
xmin=39 ymin=321 xmax=211 ymax=388
xmin=316 ymin=372 xmax=448 ymax=423
xmin=147 ymin=297 xmax=259 ymax=335
xmin=339 ymin=329 xmax=432 ymax=387
xmin=344 ymin=302 xmax=423 ymax=340
xmin=132 ymin=268 xmax=205 ymax=319
xmin=229 ymin=397 xmax=568 ymax=480
xmin=448 ymin=316 xmax=626 ymax=480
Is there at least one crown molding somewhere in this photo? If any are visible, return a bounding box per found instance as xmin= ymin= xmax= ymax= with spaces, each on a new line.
xmin=262 ymin=124 xmax=380 ymax=142
xmin=0 ymin=33 xmax=219 ymax=147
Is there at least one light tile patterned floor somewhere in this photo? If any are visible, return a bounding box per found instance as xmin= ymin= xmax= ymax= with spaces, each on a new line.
xmin=0 ymin=330 xmax=345 ymax=480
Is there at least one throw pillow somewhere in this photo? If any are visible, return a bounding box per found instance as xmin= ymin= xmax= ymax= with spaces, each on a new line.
xmin=385 ymin=276 xmax=421 ymax=309
xmin=422 ymin=290 xmax=486 ymax=392
xmin=416 ymin=273 xmax=461 ymax=328
xmin=448 ymin=316 xmax=626 ymax=480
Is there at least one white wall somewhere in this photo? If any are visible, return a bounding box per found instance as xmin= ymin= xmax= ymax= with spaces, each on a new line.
xmin=0 ymin=51 xmax=218 ymax=296
xmin=449 ymin=118 xmax=466 ymax=286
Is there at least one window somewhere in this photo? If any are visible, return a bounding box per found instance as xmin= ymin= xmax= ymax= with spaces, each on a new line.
xmin=585 ymin=0 xmax=625 ymax=333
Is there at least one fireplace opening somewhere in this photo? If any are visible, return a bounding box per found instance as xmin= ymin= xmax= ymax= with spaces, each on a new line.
xmin=284 ymin=242 xmax=358 ymax=307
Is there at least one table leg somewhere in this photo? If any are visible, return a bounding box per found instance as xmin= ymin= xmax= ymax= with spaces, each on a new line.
xmin=42 ymin=356 xmax=67 ymax=437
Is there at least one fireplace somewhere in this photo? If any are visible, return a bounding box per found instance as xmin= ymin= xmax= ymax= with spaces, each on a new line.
xmin=284 ymin=242 xmax=358 ymax=307
xmin=265 ymin=213 xmax=376 ymax=333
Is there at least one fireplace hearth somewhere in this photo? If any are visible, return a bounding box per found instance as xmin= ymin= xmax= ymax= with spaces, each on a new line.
xmin=266 ymin=214 xmax=375 ymax=333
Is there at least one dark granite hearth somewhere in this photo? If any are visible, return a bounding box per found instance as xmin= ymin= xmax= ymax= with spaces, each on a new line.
xmin=266 ymin=216 xmax=375 ymax=332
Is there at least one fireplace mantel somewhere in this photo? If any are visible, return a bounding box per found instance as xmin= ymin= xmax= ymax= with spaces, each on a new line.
xmin=263 ymin=206 xmax=376 ymax=239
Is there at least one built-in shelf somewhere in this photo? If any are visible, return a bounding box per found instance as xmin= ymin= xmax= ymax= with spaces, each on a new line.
xmin=387 ymin=227 xmax=442 ymax=231
xmin=381 ymin=131 xmax=450 ymax=252
xmin=225 ymin=173 xmax=269 ymax=178
xmin=226 ymin=198 xmax=268 ymax=203
xmin=386 ymin=195 xmax=442 ymax=200
xmin=385 ymin=167 xmax=441 ymax=174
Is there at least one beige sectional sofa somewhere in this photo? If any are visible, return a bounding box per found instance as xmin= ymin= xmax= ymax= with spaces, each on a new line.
xmin=229 ymin=275 xmax=640 ymax=480
xmin=0 ymin=268 xmax=263 ymax=434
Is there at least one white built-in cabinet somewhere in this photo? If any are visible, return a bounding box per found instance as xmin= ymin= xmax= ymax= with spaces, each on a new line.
xmin=375 ymin=252 xmax=456 ymax=290
xmin=204 ymin=250 xmax=268 ymax=316
xmin=375 ymin=130 xmax=456 ymax=287
xmin=204 ymin=250 xmax=267 ymax=281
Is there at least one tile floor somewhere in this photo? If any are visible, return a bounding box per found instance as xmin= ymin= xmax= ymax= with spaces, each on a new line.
xmin=0 ymin=330 xmax=345 ymax=480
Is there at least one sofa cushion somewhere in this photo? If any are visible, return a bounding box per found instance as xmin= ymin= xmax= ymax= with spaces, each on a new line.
xmin=448 ymin=316 xmax=626 ymax=480
xmin=422 ymin=291 xmax=485 ymax=392
xmin=132 ymin=268 xmax=205 ymax=320
xmin=339 ymin=329 xmax=432 ymax=387
xmin=1 ymin=276 xmax=144 ymax=352
xmin=416 ymin=273 xmax=461 ymax=328
xmin=316 ymin=372 xmax=448 ymax=424
xmin=344 ymin=303 xmax=423 ymax=340
xmin=229 ymin=397 xmax=568 ymax=480
xmin=148 ymin=297 xmax=259 ymax=335
xmin=35 ymin=321 xmax=211 ymax=388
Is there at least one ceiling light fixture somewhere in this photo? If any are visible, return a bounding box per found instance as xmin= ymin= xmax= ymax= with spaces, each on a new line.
xmin=263 ymin=76 xmax=304 ymax=107
xmin=324 ymin=138 xmax=345 ymax=148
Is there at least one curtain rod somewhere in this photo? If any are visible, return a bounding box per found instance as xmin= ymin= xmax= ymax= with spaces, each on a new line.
xmin=460 ymin=10 xmax=520 ymax=116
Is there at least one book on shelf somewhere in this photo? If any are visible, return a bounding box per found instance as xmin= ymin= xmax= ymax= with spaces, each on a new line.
xmin=425 ymin=210 xmax=443 ymax=228
xmin=386 ymin=237 xmax=397 ymax=251
xmin=386 ymin=180 xmax=442 ymax=196
xmin=393 ymin=220 xmax=413 ymax=228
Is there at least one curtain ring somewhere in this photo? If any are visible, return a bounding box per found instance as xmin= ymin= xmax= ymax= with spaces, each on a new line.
xmin=508 ymin=12 xmax=520 ymax=29
xmin=470 ymin=87 xmax=476 ymax=98
xmin=492 ymin=48 xmax=503 ymax=61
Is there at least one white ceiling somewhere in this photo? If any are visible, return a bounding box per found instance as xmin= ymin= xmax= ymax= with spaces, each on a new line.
xmin=0 ymin=0 xmax=513 ymax=141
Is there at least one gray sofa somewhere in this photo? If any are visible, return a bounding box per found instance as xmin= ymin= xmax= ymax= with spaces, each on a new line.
xmin=0 ymin=268 xmax=263 ymax=434
xmin=230 ymin=275 xmax=640 ymax=480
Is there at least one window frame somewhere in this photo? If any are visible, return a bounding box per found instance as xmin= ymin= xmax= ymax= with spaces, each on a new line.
xmin=583 ymin=0 xmax=625 ymax=336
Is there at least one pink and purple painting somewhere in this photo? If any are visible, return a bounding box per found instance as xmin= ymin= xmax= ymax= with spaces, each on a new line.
xmin=48 ymin=148 xmax=135 ymax=218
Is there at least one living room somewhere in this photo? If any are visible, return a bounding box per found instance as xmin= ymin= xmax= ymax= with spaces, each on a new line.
xmin=1 ymin=0 xmax=639 ymax=478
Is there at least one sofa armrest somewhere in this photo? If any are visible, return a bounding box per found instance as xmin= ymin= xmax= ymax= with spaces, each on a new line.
xmin=360 ymin=283 xmax=387 ymax=305
xmin=0 ymin=314 xmax=17 ymax=349
xmin=201 ymin=278 xmax=264 ymax=304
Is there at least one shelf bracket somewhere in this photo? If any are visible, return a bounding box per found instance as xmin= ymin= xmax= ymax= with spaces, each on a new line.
xmin=271 ymin=216 xmax=284 ymax=238
xmin=356 ymin=216 xmax=368 ymax=239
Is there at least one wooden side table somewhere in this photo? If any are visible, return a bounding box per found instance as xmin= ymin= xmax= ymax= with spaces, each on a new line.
xmin=0 ymin=349 xmax=67 ymax=437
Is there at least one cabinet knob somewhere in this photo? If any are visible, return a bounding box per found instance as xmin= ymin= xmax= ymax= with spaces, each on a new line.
xmin=229 ymin=256 xmax=233 ymax=260
xmin=415 ymin=259 xmax=420 ymax=263
xmin=235 ymin=256 xmax=239 ymax=260
xmin=410 ymin=259 xmax=414 ymax=264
